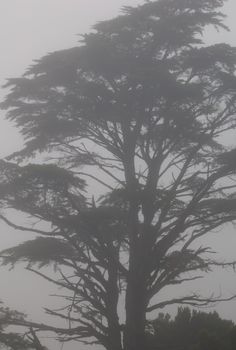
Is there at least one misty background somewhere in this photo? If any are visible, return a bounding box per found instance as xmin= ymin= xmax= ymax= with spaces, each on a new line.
xmin=1 ymin=0 xmax=236 ymax=348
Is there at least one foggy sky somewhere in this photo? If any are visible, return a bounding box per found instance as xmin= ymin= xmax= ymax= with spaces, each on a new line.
xmin=0 ymin=1 xmax=236 ymax=349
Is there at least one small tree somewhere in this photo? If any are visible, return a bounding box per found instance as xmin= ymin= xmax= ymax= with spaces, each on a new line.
xmin=0 ymin=305 xmax=47 ymax=350
xmin=1 ymin=0 xmax=236 ymax=349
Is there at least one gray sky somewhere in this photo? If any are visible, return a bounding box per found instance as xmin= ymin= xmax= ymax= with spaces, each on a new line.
xmin=1 ymin=1 xmax=236 ymax=349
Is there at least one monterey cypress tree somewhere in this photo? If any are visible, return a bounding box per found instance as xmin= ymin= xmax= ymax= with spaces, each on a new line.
xmin=1 ymin=1 xmax=236 ymax=349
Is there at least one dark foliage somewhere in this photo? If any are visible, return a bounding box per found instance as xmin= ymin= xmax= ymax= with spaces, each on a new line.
xmin=148 ymin=307 xmax=235 ymax=350
xmin=0 ymin=305 xmax=46 ymax=349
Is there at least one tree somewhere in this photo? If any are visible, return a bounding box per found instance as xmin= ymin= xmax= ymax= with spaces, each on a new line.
xmin=147 ymin=307 xmax=234 ymax=350
xmin=1 ymin=0 xmax=236 ymax=349
xmin=0 ymin=305 xmax=47 ymax=350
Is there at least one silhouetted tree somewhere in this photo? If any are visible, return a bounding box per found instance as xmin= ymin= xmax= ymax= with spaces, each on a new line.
xmin=0 ymin=305 xmax=47 ymax=350
xmin=148 ymin=307 xmax=234 ymax=350
xmin=1 ymin=0 xmax=236 ymax=349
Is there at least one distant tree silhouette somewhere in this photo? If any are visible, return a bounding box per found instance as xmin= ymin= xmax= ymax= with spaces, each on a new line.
xmin=148 ymin=307 xmax=234 ymax=350
xmin=0 ymin=305 xmax=47 ymax=349
xmin=1 ymin=0 xmax=236 ymax=349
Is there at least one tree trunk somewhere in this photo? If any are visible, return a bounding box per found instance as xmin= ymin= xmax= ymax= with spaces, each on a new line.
xmin=122 ymin=124 xmax=148 ymax=350
xmin=107 ymin=244 xmax=123 ymax=350
xmin=124 ymin=235 xmax=148 ymax=350
xmin=124 ymin=269 xmax=147 ymax=350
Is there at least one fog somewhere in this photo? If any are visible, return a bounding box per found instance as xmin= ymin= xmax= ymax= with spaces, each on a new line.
xmin=0 ymin=1 xmax=236 ymax=349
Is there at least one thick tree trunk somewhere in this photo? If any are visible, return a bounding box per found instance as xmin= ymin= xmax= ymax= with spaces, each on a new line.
xmin=122 ymin=122 xmax=148 ymax=350
xmin=107 ymin=315 xmax=122 ymax=350
xmin=107 ymin=244 xmax=123 ymax=350
xmin=124 ymin=265 xmax=147 ymax=350
xmin=123 ymin=208 xmax=154 ymax=350
xmin=124 ymin=232 xmax=148 ymax=350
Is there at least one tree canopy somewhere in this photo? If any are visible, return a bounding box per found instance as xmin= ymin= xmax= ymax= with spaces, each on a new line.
xmin=1 ymin=0 xmax=236 ymax=349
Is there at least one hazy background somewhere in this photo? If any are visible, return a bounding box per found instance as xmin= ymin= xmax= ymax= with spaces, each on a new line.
xmin=0 ymin=0 xmax=236 ymax=349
